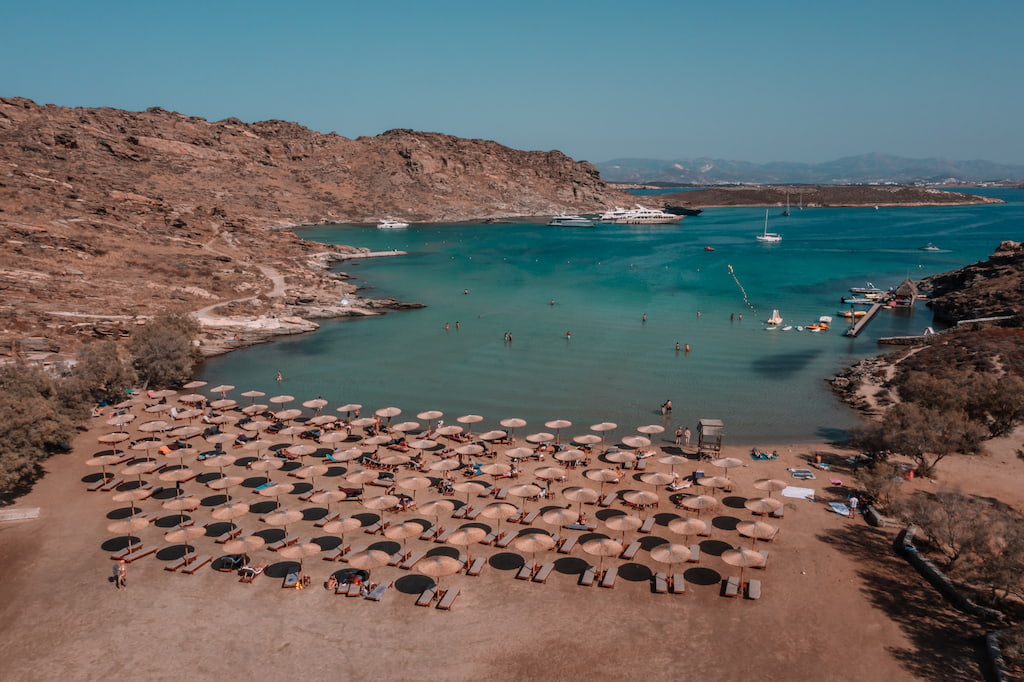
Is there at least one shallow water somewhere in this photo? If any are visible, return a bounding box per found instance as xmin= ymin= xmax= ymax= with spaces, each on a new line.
xmin=200 ymin=189 xmax=1024 ymax=444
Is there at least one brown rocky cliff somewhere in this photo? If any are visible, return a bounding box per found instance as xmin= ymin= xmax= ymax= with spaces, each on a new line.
xmin=920 ymin=241 xmax=1024 ymax=323
xmin=0 ymin=97 xmax=633 ymax=359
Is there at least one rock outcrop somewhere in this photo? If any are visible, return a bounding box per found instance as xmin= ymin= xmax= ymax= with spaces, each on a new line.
xmin=920 ymin=241 xmax=1024 ymax=323
xmin=0 ymin=97 xmax=634 ymax=360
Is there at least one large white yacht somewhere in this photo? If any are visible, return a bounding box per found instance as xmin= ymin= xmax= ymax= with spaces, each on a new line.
xmin=377 ymin=218 xmax=409 ymax=229
xmin=599 ymin=205 xmax=682 ymax=224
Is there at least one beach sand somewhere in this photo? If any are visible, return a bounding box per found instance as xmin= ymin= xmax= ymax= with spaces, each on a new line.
xmin=2 ymin=409 xmax=1019 ymax=681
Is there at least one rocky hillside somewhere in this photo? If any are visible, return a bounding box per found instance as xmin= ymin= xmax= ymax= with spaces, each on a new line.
xmin=920 ymin=241 xmax=1024 ymax=323
xmin=0 ymin=97 xmax=633 ymax=360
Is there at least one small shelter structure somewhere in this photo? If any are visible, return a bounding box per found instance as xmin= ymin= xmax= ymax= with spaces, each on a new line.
xmin=890 ymin=279 xmax=918 ymax=307
xmin=697 ymin=419 xmax=724 ymax=460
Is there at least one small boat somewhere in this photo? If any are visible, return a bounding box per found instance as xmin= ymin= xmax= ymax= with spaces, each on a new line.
xmin=781 ymin=325 xmax=793 ymax=331
xmin=837 ymin=310 xmax=868 ymax=318
xmin=781 ymin=193 xmax=790 ymax=217
xmin=764 ymin=325 xmax=778 ymax=331
xmin=756 ymin=209 xmax=782 ymax=242
xmin=704 ymin=246 xmax=715 ymax=251
xmin=849 ymin=282 xmax=885 ymax=294
xmin=919 ymin=243 xmax=940 ymax=252
xmin=841 ymin=297 xmax=877 ymax=305
xmin=377 ymin=219 xmax=409 ymax=229
xmin=767 ymin=309 xmax=783 ymax=325
xmin=547 ymin=214 xmax=595 ymax=227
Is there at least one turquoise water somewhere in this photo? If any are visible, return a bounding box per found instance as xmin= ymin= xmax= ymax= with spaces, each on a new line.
xmin=200 ymin=189 xmax=1024 ymax=445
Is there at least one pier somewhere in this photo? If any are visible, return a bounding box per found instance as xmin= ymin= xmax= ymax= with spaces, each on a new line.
xmin=843 ymin=302 xmax=885 ymax=337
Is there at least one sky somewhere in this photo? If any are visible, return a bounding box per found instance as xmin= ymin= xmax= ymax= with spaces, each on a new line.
xmin=3 ymin=0 xmax=1023 ymax=165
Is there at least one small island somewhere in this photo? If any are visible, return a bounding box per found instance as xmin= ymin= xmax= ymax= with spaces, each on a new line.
xmin=623 ymin=184 xmax=1003 ymax=209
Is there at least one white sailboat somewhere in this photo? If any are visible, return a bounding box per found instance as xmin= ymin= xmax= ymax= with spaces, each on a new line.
xmin=756 ymin=209 xmax=782 ymax=242
xmin=767 ymin=309 xmax=783 ymax=325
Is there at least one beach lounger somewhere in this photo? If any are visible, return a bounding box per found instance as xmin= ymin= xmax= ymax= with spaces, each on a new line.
xmin=363 ymin=521 xmax=383 ymax=534
xmin=494 ymin=486 xmax=509 ymax=500
xmin=770 ymin=506 xmax=785 ymax=519
xmin=558 ymin=535 xmax=578 ymax=554
xmin=87 ymin=477 xmax=111 ymax=492
xmin=599 ymin=567 xmax=618 ymax=588
xmin=495 ymin=531 xmax=515 ymax=548
xmin=483 ymin=529 xmax=500 ymax=545
xmin=100 ymin=477 xmax=124 ymax=492
xmin=756 ymin=550 xmax=769 ymax=568
xmin=516 ymin=561 xmax=535 ymax=580
xmin=164 ymin=556 xmax=189 ymax=572
xmin=366 ymin=582 xmax=389 ymax=601
xmin=400 ymin=550 xmax=426 ymax=570
xmin=436 ymin=587 xmax=459 ymax=610
xmin=653 ymin=572 xmax=668 ymax=594
xmin=599 ymin=493 xmax=615 ymax=507
xmin=388 ymin=551 xmax=407 ymax=567
xmin=182 ymin=555 xmax=212 ymax=574
xmin=467 ymin=556 xmax=486 ymax=577
xmin=267 ymin=535 xmax=300 ymax=551
xmin=282 ymin=569 xmax=301 ymax=588
xmin=621 ymin=541 xmax=641 ymax=560
xmin=109 ymin=541 xmax=144 ymax=561
xmin=315 ymin=512 xmax=342 ymax=528
xmin=533 ymin=562 xmax=555 ymax=583
xmin=323 ymin=544 xmax=351 ymax=561
xmin=723 ymin=575 xmax=740 ymax=598
xmin=346 ymin=582 xmax=362 ymax=597
xmin=520 ymin=509 xmax=540 ymax=525
xmin=688 ymin=544 xmax=700 ymax=563
xmin=215 ymin=527 xmax=243 ymax=544
xmin=636 ymin=459 xmax=648 ymax=471
xmin=639 ymin=517 xmax=655 ymax=533
xmin=122 ymin=545 xmax=157 ymax=563
xmin=435 ymin=527 xmax=455 ymax=543
xmin=416 ymin=586 xmax=437 ymax=607
xmin=419 ymin=525 xmax=438 ymax=541
xmin=747 ymin=579 xmax=762 ymax=600
xmin=337 ymin=545 xmax=362 ymax=563
xmin=698 ymin=524 xmax=712 ymax=537
xmin=670 ymin=573 xmax=686 ymax=595
xmin=579 ymin=566 xmax=596 ymax=587
xmin=464 ymin=506 xmax=482 ymax=520
xmin=451 ymin=506 xmax=468 ymax=519
xmin=298 ymin=488 xmax=325 ymax=502
xmin=239 ymin=561 xmax=267 ymax=583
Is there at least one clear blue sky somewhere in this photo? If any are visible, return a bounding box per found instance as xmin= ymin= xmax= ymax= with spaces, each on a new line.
xmin=3 ymin=0 xmax=1022 ymax=165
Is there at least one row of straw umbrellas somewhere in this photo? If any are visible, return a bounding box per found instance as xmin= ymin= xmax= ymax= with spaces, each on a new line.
xmin=93 ymin=382 xmax=786 ymax=592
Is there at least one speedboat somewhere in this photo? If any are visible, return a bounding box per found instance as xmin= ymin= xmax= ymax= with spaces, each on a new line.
xmin=547 ymin=214 xmax=595 ymax=227
xmin=849 ymin=282 xmax=885 ymax=294
xmin=919 ymin=243 xmax=940 ymax=251
xmin=377 ymin=219 xmax=409 ymax=229
xmin=756 ymin=209 xmax=781 ymax=242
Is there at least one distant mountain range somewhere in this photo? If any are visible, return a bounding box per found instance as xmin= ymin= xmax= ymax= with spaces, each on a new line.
xmin=595 ymin=153 xmax=1024 ymax=185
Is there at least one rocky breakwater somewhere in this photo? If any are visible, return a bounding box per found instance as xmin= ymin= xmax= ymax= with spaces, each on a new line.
xmin=0 ymin=97 xmax=628 ymax=361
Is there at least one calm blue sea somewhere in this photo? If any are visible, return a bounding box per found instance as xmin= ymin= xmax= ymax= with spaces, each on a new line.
xmin=199 ymin=188 xmax=1024 ymax=445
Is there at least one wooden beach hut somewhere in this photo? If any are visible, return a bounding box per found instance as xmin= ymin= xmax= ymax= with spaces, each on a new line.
xmin=890 ymin=279 xmax=918 ymax=307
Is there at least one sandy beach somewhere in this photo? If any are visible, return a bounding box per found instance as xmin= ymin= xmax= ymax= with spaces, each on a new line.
xmin=1 ymin=395 xmax=1018 ymax=681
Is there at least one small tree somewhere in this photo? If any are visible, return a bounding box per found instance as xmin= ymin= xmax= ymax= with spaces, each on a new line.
xmin=897 ymin=489 xmax=987 ymax=568
xmin=855 ymin=461 xmax=903 ymax=509
xmin=64 ymin=340 xmax=137 ymax=407
xmin=130 ymin=311 xmax=201 ymax=388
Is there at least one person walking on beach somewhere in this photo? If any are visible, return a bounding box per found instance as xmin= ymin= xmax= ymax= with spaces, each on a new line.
xmin=675 ymin=427 xmax=683 ymax=445
xmin=683 ymin=427 xmax=691 ymax=446
xmin=114 ymin=559 xmax=127 ymax=589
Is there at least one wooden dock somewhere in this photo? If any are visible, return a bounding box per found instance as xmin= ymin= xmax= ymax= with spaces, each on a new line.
xmin=844 ymin=302 xmax=885 ymax=337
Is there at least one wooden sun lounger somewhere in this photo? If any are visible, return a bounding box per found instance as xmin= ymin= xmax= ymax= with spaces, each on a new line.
xmin=100 ymin=477 xmax=125 ymax=492
xmin=621 ymin=541 xmax=641 ymax=560
xmin=215 ymin=527 xmax=243 ymax=544
xmin=164 ymin=555 xmax=190 ymax=572
xmin=494 ymin=486 xmax=509 ymax=500
xmin=435 ymin=527 xmax=455 ymax=543
xmin=416 ymin=586 xmax=437 ymax=607
xmin=516 ymin=561 xmax=535 ymax=580
xmin=451 ymin=506 xmax=468 ymax=519
xmin=323 ymin=544 xmax=351 ymax=561
xmin=282 ymin=570 xmax=301 ymax=589
xmin=400 ymin=550 xmax=426 ymax=570
xmin=336 ymin=545 xmax=362 ymax=563
xmin=533 ymin=562 xmax=555 ymax=583
xmin=346 ymin=582 xmax=362 ymax=597
xmin=688 ymin=544 xmax=700 ymax=563
xmin=579 ymin=566 xmax=596 ymax=587
xmin=635 ymin=459 xmax=648 ymax=471
xmin=756 ymin=550 xmax=769 ymax=568
xmin=698 ymin=525 xmax=712 ymax=537
xmin=639 ymin=517 xmax=655 ymax=533
xmin=467 ymin=556 xmax=486 ymax=576
xmin=746 ymin=579 xmax=762 ymax=600
xmin=239 ymin=561 xmax=267 ymax=583
xmin=770 ymin=506 xmax=785 ymax=519
xmin=419 ymin=525 xmax=438 ymax=541
xmin=520 ymin=509 xmax=540 ymax=525
xmin=388 ymin=551 xmax=407 ymax=567
xmin=495 ymin=531 xmax=516 ymax=548
xmin=671 ymin=573 xmax=686 ymax=595
xmin=298 ymin=488 xmax=326 ymax=502
xmin=483 ymin=529 xmax=500 ymax=545
xmin=600 ymin=567 xmax=618 ymax=588
xmin=109 ymin=541 xmax=144 ymax=560
xmin=436 ymin=587 xmax=460 ymax=610
xmin=122 ymin=545 xmax=157 ymax=563
xmin=464 ymin=506 xmax=482 ymax=520
xmin=87 ymin=476 xmax=111 ymax=492
xmin=182 ymin=555 xmax=212 ymax=574
xmin=723 ymin=575 xmax=740 ymax=598
xmin=267 ymin=535 xmax=300 ymax=551
xmin=314 ymin=512 xmax=342 ymax=528
xmin=366 ymin=582 xmax=389 ymax=601
xmin=653 ymin=572 xmax=668 ymax=593
xmin=598 ymin=493 xmax=616 ymax=507
xmin=363 ymin=521 xmax=383 ymax=534
xmin=558 ymin=535 xmax=578 ymax=554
